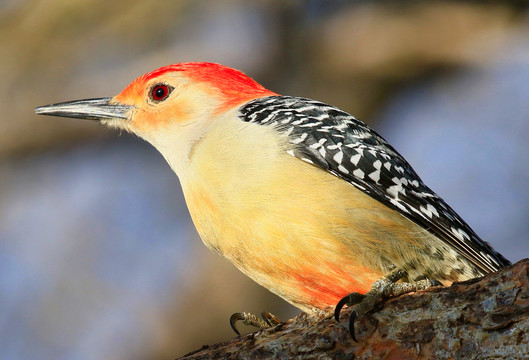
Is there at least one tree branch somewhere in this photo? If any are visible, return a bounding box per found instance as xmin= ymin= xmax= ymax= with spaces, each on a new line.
xmin=177 ymin=259 xmax=529 ymax=359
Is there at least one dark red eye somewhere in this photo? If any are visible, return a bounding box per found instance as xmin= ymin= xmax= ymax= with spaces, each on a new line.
xmin=150 ymin=84 xmax=173 ymax=102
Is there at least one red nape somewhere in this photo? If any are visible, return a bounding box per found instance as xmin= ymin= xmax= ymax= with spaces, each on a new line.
xmin=144 ymin=62 xmax=276 ymax=97
xmin=116 ymin=62 xmax=278 ymax=112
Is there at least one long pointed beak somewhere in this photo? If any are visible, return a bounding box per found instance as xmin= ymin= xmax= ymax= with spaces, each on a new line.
xmin=35 ymin=97 xmax=132 ymax=121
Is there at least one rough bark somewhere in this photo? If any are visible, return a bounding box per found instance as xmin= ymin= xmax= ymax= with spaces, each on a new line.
xmin=177 ymin=259 xmax=529 ymax=359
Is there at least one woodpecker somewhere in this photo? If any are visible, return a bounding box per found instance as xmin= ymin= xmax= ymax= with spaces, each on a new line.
xmin=36 ymin=62 xmax=510 ymax=338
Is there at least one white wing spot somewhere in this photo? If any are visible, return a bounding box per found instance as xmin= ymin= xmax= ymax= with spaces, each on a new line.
xmin=392 ymin=177 xmax=402 ymax=185
xmin=350 ymin=154 xmax=361 ymax=166
xmin=427 ymin=204 xmax=439 ymax=217
xmin=335 ymin=123 xmax=348 ymax=131
xmin=291 ymin=132 xmax=308 ymax=144
xmin=338 ymin=165 xmax=349 ymax=174
xmin=327 ymin=143 xmax=342 ymax=150
xmin=300 ymin=122 xmax=321 ymax=127
xmin=368 ymin=170 xmax=381 ymax=183
xmin=420 ymin=205 xmax=433 ymax=218
xmin=387 ymin=185 xmax=400 ymax=198
xmin=451 ymin=227 xmax=470 ymax=242
xmin=353 ymin=168 xmax=365 ymax=179
xmin=390 ymin=198 xmax=409 ymax=213
xmin=333 ymin=151 xmax=344 ymax=164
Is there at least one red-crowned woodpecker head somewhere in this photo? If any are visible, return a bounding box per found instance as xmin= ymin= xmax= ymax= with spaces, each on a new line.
xmin=35 ymin=63 xmax=277 ymax=173
xmin=112 ymin=63 xmax=276 ymax=134
xmin=36 ymin=62 xmax=276 ymax=135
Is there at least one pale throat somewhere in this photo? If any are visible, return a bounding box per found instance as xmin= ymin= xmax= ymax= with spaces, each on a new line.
xmin=139 ymin=108 xmax=238 ymax=179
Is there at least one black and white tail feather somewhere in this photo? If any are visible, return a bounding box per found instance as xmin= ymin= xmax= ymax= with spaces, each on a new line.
xmin=239 ymin=95 xmax=510 ymax=275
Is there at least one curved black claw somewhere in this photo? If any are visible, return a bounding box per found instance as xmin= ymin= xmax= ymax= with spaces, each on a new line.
xmin=348 ymin=310 xmax=358 ymax=342
xmin=334 ymin=293 xmax=366 ymax=321
xmin=229 ymin=312 xmax=245 ymax=336
xmin=335 ymin=295 xmax=351 ymax=321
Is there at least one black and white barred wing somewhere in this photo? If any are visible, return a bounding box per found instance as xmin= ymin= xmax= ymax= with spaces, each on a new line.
xmin=239 ymin=96 xmax=510 ymax=274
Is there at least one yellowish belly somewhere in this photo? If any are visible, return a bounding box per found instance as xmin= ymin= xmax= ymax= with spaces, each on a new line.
xmin=179 ymin=118 xmax=475 ymax=312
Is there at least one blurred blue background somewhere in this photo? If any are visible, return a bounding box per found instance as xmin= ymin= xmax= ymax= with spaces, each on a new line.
xmin=1 ymin=1 xmax=528 ymax=359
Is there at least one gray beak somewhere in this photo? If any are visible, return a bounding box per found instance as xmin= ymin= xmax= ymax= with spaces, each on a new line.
xmin=35 ymin=97 xmax=132 ymax=121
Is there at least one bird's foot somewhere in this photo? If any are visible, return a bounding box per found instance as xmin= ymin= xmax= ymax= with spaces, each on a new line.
xmin=335 ymin=269 xmax=437 ymax=341
xmin=230 ymin=311 xmax=281 ymax=335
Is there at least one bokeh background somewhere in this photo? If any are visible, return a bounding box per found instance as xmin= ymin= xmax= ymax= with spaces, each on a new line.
xmin=2 ymin=1 xmax=529 ymax=359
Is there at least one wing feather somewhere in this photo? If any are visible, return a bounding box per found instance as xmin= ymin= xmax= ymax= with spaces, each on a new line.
xmin=239 ymin=96 xmax=510 ymax=274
